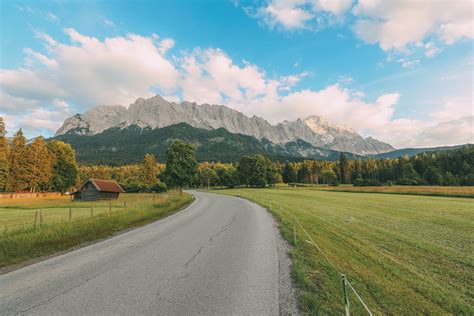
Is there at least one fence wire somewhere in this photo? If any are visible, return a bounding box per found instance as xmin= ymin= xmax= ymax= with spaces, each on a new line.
xmin=252 ymin=194 xmax=373 ymax=316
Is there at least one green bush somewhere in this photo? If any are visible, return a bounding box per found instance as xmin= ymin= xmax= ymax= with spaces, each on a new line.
xmin=151 ymin=182 xmax=167 ymax=192
xmin=396 ymin=178 xmax=420 ymax=185
xmin=353 ymin=178 xmax=383 ymax=186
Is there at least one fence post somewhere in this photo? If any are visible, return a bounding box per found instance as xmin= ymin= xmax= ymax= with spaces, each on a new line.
xmin=293 ymin=224 xmax=297 ymax=246
xmin=39 ymin=209 xmax=43 ymax=226
xmin=34 ymin=211 xmax=38 ymax=229
xmin=109 ymin=201 xmax=112 ymax=214
xmin=69 ymin=206 xmax=72 ymax=222
xmin=91 ymin=205 xmax=93 ymax=217
xmin=341 ymin=274 xmax=350 ymax=316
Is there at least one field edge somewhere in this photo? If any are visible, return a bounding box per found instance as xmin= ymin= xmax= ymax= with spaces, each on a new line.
xmin=0 ymin=193 xmax=195 ymax=274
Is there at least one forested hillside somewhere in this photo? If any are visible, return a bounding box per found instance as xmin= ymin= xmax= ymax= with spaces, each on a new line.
xmin=372 ymin=144 xmax=468 ymax=159
xmin=54 ymin=123 xmax=358 ymax=164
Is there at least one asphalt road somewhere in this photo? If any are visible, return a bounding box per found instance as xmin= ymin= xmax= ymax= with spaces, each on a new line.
xmin=0 ymin=191 xmax=295 ymax=315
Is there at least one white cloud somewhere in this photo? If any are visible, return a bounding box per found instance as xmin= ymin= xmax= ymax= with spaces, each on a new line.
xmin=259 ymin=0 xmax=314 ymax=29
xmin=254 ymin=0 xmax=353 ymax=30
xmin=34 ymin=31 xmax=58 ymax=47
xmin=2 ymin=28 xmax=180 ymax=112
xmin=313 ymin=0 xmax=353 ymax=16
xmin=103 ymin=18 xmax=116 ymax=28
xmin=1 ymin=27 xmax=471 ymax=148
xmin=396 ymin=58 xmax=420 ymax=68
xmin=24 ymin=48 xmax=58 ymax=67
xmin=257 ymin=85 xmax=399 ymax=130
xmin=422 ymin=42 xmax=440 ymax=57
xmin=352 ymin=0 xmax=474 ymax=51
xmin=0 ymin=98 xmax=74 ymax=137
xmin=417 ymin=116 xmax=474 ymax=147
xmin=245 ymin=0 xmax=472 ymax=66
xmin=179 ymin=48 xmax=280 ymax=105
xmin=158 ymin=38 xmax=175 ymax=55
xmin=46 ymin=12 xmax=58 ymax=22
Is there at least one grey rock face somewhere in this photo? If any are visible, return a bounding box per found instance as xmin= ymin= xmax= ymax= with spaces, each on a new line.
xmin=55 ymin=95 xmax=395 ymax=155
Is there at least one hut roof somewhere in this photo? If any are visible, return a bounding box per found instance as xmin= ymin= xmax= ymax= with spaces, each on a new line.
xmin=88 ymin=179 xmax=125 ymax=193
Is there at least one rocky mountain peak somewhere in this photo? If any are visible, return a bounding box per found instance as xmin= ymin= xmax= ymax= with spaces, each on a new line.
xmin=55 ymin=94 xmax=395 ymax=155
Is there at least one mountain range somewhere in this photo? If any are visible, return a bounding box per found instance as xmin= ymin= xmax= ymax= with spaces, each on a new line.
xmin=55 ymin=123 xmax=365 ymax=164
xmin=56 ymin=95 xmax=394 ymax=156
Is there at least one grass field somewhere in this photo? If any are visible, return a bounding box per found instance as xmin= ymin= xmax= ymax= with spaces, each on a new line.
xmin=0 ymin=191 xmax=192 ymax=268
xmin=316 ymin=185 xmax=474 ymax=198
xmin=218 ymin=187 xmax=474 ymax=314
xmin=0 ymin=193 xmax=173 ymax=230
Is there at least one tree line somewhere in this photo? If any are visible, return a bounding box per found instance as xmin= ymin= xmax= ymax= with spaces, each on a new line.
xmin=0 ymin=118 xmax=78 ymax=193
xmin=80 ymin=141 xmax=474 ymax=189
xmin=1 ymin=116 xmax=473 ymax=193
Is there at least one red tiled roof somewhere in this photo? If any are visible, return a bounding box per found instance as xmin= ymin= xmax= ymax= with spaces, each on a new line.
xmin=89 ymin=179 xmax=125 ymax=193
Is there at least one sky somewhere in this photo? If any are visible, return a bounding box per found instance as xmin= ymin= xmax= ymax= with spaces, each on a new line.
xmin=0 ymin=0 xmax=473 ymax=148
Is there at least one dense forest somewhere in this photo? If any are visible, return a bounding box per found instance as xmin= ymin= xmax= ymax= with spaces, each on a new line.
xmin=1 ymin=116 xmax=473 ymax=193
xmin=79 ymin=144 xmax=474 ymax=189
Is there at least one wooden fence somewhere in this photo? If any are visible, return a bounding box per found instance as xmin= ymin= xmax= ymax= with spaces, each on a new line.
xmin=0 ymin=192 xmax=63 ymax=199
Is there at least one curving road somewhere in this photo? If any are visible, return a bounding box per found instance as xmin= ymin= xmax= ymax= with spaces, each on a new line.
xmin=0 ymin=191 xmax=296 ymax=315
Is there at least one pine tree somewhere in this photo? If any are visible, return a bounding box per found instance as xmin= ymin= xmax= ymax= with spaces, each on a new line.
xmin=28 ymin=137 xmax=53 ymax=192
xmin=7 ymin=129 xmax=30 ymax=192
xmin=339 ymin=152 xmax=348 ymax=184
xmin=282 ymin=162 xmax=297 ymax=184
xmin=0 ymin=117 xmax=8 ymax=191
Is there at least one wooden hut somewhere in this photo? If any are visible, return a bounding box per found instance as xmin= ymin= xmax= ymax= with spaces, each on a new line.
xmin=72 ymin=179 xmax=125 ymax=201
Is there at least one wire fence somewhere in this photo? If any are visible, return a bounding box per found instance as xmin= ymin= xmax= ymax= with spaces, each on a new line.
xmin=246 ymin=192 xmax=373 ymax=316
xmin=1 ymin=193 xmax=170 ymax=232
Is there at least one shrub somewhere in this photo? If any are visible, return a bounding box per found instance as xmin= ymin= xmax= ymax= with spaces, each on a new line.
xmin=151 ymin=182 xmax=167 ymax=192
xmin=353 ymin=178 xmax=383 ymax=186
xmin=396 ymin=178 xmax=420 ymax=186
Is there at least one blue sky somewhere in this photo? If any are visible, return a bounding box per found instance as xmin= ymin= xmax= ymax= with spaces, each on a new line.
xmin=0 ymin=0 xmax=473 ymax=147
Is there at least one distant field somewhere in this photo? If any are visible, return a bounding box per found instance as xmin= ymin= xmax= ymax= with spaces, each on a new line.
xmin=0 ymin=191 xmax=192 ymax=268
xmin=0 ymin=193 xmax=168 ymax=230
xmin=218 ymin=187 xmax=474 ymax=314
xmin=316 ymin=185 xmax=474 ymax=198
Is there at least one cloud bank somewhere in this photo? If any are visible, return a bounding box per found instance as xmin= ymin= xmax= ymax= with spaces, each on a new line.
xmin=0 ymin=28 xmax=472 ymax=148
xmin=249 ymin=0 xmax=473 ymax=59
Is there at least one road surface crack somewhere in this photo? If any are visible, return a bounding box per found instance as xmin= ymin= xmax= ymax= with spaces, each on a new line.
xmin=183 ymin=215 xmax=237 ymax=270
xmin=13 ymin=270 xmax=107 ymax=315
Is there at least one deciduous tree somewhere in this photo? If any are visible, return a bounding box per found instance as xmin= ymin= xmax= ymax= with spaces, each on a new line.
xmin=161 ymin=140 xmax=197 ymax=188
xmin=142 ymin=153 xmax=158 ymax=185
xmin=28 ymin=137 xmax=53 ymax=192
xmin=49 ymin=140 xmax=79 ymax=192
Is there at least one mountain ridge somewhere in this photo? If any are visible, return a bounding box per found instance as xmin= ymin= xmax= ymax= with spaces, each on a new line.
xmin=56 ymin=95 xmax=395 ymax=155
xmin=54 ymin=123 xmax=363 ymax=164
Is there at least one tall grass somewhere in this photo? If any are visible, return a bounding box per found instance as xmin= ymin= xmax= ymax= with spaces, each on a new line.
xmin=0 ymin=191 xmax=192 ymax=268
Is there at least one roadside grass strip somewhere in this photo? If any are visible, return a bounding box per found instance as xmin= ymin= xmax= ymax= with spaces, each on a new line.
xmin=0 ymin=191 xmax=193 ymax=268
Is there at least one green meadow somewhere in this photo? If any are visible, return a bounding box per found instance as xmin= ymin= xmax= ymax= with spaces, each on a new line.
xmin=218 ymin=187 xmax=474 ymax=315
xmin=0 ymin=191 xmax=192 ymax=268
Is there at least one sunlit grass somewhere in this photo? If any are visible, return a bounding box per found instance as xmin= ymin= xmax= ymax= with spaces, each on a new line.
xmin=218 ymin=187 xmax=474 ymax=314
xmin=0 ymin=193 xmax=169 ymax=230
xmin=316 ymin=185 xmax=474 ymax=198
xmin=0 ymin=191 xmax=192 ymax=268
